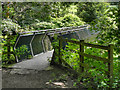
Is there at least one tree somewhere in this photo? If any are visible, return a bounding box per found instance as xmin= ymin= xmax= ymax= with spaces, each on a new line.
xmin=77 ymin=2 xmax=109 ymax=23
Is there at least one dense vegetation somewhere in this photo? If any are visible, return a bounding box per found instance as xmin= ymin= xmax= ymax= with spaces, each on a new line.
xmin=1 ymin=2 xmax=119 ymax=89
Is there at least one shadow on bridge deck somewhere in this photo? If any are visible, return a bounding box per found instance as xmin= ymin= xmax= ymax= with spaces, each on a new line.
xmin=11 ymin=50 xmax=54 ymax=71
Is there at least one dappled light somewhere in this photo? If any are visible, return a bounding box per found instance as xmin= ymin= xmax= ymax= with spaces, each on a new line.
xmin=1 ymin=2 xmax=119 ymax=89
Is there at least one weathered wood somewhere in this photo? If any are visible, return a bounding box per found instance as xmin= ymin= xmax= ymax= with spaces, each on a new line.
xmin=82 ymin=43 xmax=109 ymax=50
xmin=60 ymin=38 xmax=109 ymax=50
xmin=7 ymin=35 xmax=10 ymax=61
xmin=59 ymin=36 xmax=62 ymax=64
xmin=58 ymin=37 xmax=114 ymax=88
xmin=80 ymin=40 xmax=84 ymax=72
xmin=79 ymin=52 xmax=109 ymax=63
xmin=108 ymin=44 xmax=114 ymax=88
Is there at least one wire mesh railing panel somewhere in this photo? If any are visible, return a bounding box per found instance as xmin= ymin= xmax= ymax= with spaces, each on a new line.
xmin=15 ymin=34 xmax=34 ymax=61
xmin=76 ymin=28 xmax=91 ymax=40
xmin=13 ymin=25 xmax=99 ymax=62
xmin=31 ymin=34 xmax=44 ymax=55
xmin=43 ymin=35 xmax=53 ymax=52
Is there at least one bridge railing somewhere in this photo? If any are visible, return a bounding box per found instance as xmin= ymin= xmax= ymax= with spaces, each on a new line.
xmin=19 ymin=25 xmax=88 ymax=35
xmin=14 ymin=25 xmax=90 ymax=62
xmin=58 ymin=36 xmax=114 ymax=88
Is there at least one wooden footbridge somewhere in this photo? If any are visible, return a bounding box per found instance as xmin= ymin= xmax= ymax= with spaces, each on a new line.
xmin=2 ymin=24 xmax=113 ymax=88
xmin=14 ymin=25 xmax=93 ymax=62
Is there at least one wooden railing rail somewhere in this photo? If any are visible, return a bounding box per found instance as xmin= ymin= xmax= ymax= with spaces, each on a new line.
xmin=58 ymin=36 xmax=114 ymax=88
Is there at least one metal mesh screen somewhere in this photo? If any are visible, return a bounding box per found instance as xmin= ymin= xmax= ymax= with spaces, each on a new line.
xmin=76 ymin=28 xmax=91 ymax=40
xmin=31 ymin=34 xmax=44 ymax=55
xmin=15 ymin=33 xmax=52 ymax=62
xmin=14 ymin=25 xmax=98 ymax=62
xmin=61 ymin=28 xmax=92 ymax=49
xmin=16 ymin=34 xmax=33 ymax=61
xmin=43 ymin=35 xmax=52 ymax=52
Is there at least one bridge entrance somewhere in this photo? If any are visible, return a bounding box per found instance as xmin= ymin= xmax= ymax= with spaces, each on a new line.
xmin=14 ymin=25 xmax=98 ymax=62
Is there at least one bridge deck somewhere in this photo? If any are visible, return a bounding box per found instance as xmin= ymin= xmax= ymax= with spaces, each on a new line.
xmin=11 ymin=50 xmax=54 ymax=70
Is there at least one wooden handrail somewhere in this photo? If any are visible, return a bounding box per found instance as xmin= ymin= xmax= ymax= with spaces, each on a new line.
xmin=58 ymin=37 xmax=114 ymax=88
xmin=82 ymin=43 xmax=109 ymax=50
xmin=60 ymin=37 xmax=109 ymax=50
xmin=79 ymin=52 xmax=109 ymax=63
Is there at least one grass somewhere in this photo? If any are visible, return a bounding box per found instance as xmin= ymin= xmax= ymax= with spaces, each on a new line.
xmin=2 ymin=63 xmax=16 ymax=68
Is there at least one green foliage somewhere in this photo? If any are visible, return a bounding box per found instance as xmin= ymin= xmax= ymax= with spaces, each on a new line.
xmin=2 ymin=2 xmax=120 ymax=88
xmin=2 ymin=2 xmax=52 ymax=26
xmin=60 ymin=41 xmax=120 ymax=88
xmin=2 ymin=35 xmax=17 ymax=64
xmin=15 ymin=45 xmax=30 ymax=59
xmin=51 ymin=35 xmax=60 ymax=63
xmin=30 ymin=21 xmax=55 ymax=30
xmin=77 ymin=2 xmax=110 ymax=23
xmin=90 ymin=5 xmax=119 ymax=56
xmin=62 ymin=42 xmax=80 ymax=71
xmin=50 ymin=2 xmax=74 ymax=18
xmin=52 ymin=14 xmax=85 ymax=28
xmin=2 ymin=19 xmax=21 ymax=32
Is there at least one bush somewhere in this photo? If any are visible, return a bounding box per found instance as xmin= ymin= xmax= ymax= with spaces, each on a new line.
xmin=77 ymin=2 xmax=110 ymax=23
xmin=30 ymin=21 xmax=56 ymax=30
xmin=89 ymin=5 xmax=119 ymax=56
xmin=2 ymin=19 xmax=21 ymax=32
xmin=52 ymin=13 xmax=85 ymax=28
xmin=52 ymin=40 xmax=120 ymax=88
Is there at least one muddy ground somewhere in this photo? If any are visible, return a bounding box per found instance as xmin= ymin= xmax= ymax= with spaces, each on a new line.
xmin=2 ymin=66 xmax=86 ymax=89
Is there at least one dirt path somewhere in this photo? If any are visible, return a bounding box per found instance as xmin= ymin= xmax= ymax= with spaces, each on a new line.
xmin=2 ymin=66 xmax=86 ymax=89
xmin=2 ymin=50 xmax=87 ymax=89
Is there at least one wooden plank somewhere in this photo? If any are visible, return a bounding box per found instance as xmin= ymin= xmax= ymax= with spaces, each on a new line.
xmin=59 ymin=36 xmax=62 ymax=64
xmin=80 ymin=40 xmax=84 ymax=72
xmin=82 ymin=43 xmax=109 ymax=50
xmin=95 ymin=68 xmax=109 ymax=75
xmin=79 ymin=52 xmax=109 ymax=63
xmin=108 ymin=44 xmax=114 ymax=88
xmin=60 ymin=38 xmax=109 ymax=50
xmin=7 ymin=36 xmax=10 ymax=60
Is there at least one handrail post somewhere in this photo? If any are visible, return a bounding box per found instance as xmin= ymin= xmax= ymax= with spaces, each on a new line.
xmin=108 ymin=44 xmax=114 ymax=88
xmin=59 ymin=36 xmax=62 ymax=64
xmin=80 ymin=40 xmax=84 ymax=72
xmin=7 ymin=34 xmax=10 ymax=63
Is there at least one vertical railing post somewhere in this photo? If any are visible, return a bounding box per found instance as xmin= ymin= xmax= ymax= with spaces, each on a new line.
xmin=80 ymin=40 xmax=84 ymax=72
xmin=108 ymin=44 xmax=114 ymax=88
xmin=59 ymin=36 xmax=62 ymax=64
xmin=7 ymin=35 xmax=10 ymax=63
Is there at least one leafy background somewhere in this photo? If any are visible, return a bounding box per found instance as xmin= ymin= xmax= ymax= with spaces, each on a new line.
xmin=1 ymin=2 xmax=120 ymax=88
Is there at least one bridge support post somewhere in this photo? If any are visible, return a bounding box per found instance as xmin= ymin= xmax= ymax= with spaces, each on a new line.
xmin=59 ymin=36 xmax=62 ymax=65
xmin=79 ymin=40 xmax=84 ymax=73
xmin=108 ymin=44 xmax=113 ymax=88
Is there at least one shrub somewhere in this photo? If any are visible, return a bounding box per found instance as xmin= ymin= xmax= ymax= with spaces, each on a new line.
xmin=77 ymin=2 xmax=110 ymax=23
xmin=30 ymin=21 xmax=55 ymax=30
xmin=2 ymin=19 xmax=21 ymax=32
xmin=52 ymin=13 xmax=85 ymax=28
